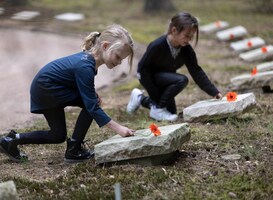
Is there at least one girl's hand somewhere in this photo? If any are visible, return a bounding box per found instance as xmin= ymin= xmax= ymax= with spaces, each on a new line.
xmin=106 ymin=120 xmax=135 ymax=137
xmin=214 ymin=93 xmax=223 ymax=99
xmin=116 ymin=126 xmax=135 ymax=137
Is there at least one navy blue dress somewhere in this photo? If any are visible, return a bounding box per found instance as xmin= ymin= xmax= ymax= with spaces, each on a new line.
xmin=30 ymin=51 xmax=111 ymax=127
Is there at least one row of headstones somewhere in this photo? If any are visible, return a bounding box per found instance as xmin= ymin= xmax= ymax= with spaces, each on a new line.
xmin=0 ymin=7 xmax=84 ymax=21
xmin=200 ymin=20 xmax=273 ymax=93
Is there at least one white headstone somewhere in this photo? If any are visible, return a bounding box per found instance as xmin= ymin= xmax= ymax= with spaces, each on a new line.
xmin=229 ymin=71 xmax=273 ymax=90
xmin=11 ymin=11 xmax=40 ymax=20
xmin=230 ymin=37 xmax=265 ymax=52
xmin=239 ymin=45 xmax=273 ymax=62
xmin=94 ymin=123 xmax=190 ymax=164
xmin=216 ymin=26 xmax=248 ymax=41
xmin=200 ymin=21 xmax=229 ymax=34
xmin=54 ymin=13 xmax=85 ymax=21
xmin=183 ymin=93 xmax=256 ymax=122
xmin=256 ymin=61 xmax=273 ymax=72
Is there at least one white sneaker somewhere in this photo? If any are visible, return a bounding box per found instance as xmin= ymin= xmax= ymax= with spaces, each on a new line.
xmin=126 ymin=88 xmax=143 ymax=114
xmin=150 ymin=106 xmax=178 ymax=121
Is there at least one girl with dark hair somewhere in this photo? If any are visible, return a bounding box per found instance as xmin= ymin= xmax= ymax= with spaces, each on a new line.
xmin=127 ymin=12 xmax=222 ymax=121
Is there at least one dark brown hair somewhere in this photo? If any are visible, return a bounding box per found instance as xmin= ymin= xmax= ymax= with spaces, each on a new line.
xmin=168 ymin=12 xmax=199 ymax=46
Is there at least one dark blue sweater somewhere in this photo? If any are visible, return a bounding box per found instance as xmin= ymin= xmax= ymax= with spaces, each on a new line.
xmin=30 ymin=51 xmax=111 ymax=127
xmin=138 ymin=35 xmax=219 ymax=96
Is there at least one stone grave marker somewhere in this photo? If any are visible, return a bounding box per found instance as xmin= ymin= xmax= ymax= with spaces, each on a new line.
xmin=94 ymin=123 xmax=190 ymax=165
xmin=239 ymin=45 xmax=273 ymax=62
xmin=256 ymin=61 xmax=273 ymax=72
xmin=200 ymin=21 xmax=229 ymax=34
xmin=11 ymin=11 xmax=40 ymax=20
xmin=216 ymin=26 xmax=247 ymax=41
xmin=183 ymin=93 xmax=256 ymax=122
xmin=0 ymin=180 xmax=18 ymax=200
xmin=230 ymin=37 xmax=265 ymax=53
xmin=54 ymin=13 xmax=84 ymax=21
xmin=229 ymin=71 xmax=273 ymax=91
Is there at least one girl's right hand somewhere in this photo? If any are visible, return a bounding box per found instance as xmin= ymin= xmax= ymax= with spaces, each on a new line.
xmin=116 ymin=126 xmax=135 ymax=137
xmin=106 ymin=120 xmax=135 ymax=137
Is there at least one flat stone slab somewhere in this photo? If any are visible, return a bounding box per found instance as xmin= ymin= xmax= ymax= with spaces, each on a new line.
xmin=54 ymin=13 xmax=84 ymax=21
xmin=230 ymin=37 xmax=265 ymax=53
xmin=256 ymin=61 xmax=273 ymax=72
xmin=183 ymin=93 xmax=256 ymax=122
xmin=239 ymin=45 xmax=273 ymax=62
xmin=216 ymin=26 xmax=247 ymax=41
xmin=229 ymin=71 xmax=273 ymax=91
xmin=11 ymin=11 xmax=40 ymax=20
xmin=94 ymin=123 xmax=190 ymax=165
xmin=200 ymin=21 xmax=229 ymax=34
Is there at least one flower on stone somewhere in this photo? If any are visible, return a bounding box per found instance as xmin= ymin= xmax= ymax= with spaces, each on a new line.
xmin=226 ymin=92 xmax=238 ymax=102
xmin=251 ymin=67 xmax=257 ymax=76
xmin=149 ymin=123 xmax=161 ymax=136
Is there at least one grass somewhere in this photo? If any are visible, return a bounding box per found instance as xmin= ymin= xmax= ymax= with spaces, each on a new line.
xmin=0 ymin=0 xmax=273 ymax=199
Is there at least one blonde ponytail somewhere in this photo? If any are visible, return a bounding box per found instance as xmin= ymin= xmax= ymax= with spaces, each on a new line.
xmin=82 ymin=25 xmax=134 ymax=72
xmin=82 ymin=32 xmax=101 ymax=51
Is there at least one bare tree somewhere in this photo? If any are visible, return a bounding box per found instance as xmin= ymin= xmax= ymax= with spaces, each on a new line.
xmin=144 ymin=0 xmax=176 ymax=12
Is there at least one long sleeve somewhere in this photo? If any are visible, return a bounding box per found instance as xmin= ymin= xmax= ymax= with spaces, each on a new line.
xmin=74 ymin=66 xmax=111 ymax=127
xmin=184 ymin=46 xmax=219 ymax=96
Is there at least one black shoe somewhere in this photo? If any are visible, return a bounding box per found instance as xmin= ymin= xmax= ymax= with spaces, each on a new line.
xmin=64 ymin=138 xmax=94 ymax=163
xmin=0 ymin=130 xmax=28 ymax=162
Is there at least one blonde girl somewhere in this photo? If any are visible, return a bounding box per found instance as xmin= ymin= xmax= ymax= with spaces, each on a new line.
xmin=0 ymin=24 xmax=134 ymax=163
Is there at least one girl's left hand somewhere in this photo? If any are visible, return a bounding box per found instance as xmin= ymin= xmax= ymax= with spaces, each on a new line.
xmin=96 ymin=92 xmax=102 ymax=105
xmin=214 ymin=93 xmax=222 ymax=99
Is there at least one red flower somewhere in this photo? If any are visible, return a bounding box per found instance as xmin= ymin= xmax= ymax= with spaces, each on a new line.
xmin=251 ymin=67 xmax=257 ymax=76
xmin=229 ymin=33 xmax=234 ymax=40
xmin=261 ymin=47 xmax=267 ymax=53
xmin=247 ymin=41 xmax=252 ymax=48
xmin=149 ymin=123 xmax=161 ymax=136
xmin=226 ymin=92 xmax=238 ymax=102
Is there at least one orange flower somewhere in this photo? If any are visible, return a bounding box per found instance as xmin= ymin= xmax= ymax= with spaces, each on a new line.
xmin=149 ymin=123 xmax=161 ymax=136
xmin=251 ymin=67 xmax=257 ymax=76
xmin=226 ymin=92 xmax=238 ymax=102
xmin=261 ymin=47 xmax=267 ymax=53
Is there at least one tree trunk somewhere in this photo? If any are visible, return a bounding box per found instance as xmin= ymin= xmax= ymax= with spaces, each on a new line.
xmin=6 ymin=0 xmax=28 ymax=6
xmin=144 ymin=0 xmax=175 ymax=12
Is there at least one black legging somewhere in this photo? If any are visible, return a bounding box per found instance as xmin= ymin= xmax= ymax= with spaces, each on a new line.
xmin=139 ymin=72 xmax=188 ymax=114
xmin=18 ymin=107 xmax=93 ymax=145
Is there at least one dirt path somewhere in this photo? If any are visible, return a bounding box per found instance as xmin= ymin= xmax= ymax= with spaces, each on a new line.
xmin=0 ymin=28 xmax=138 ymax=134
